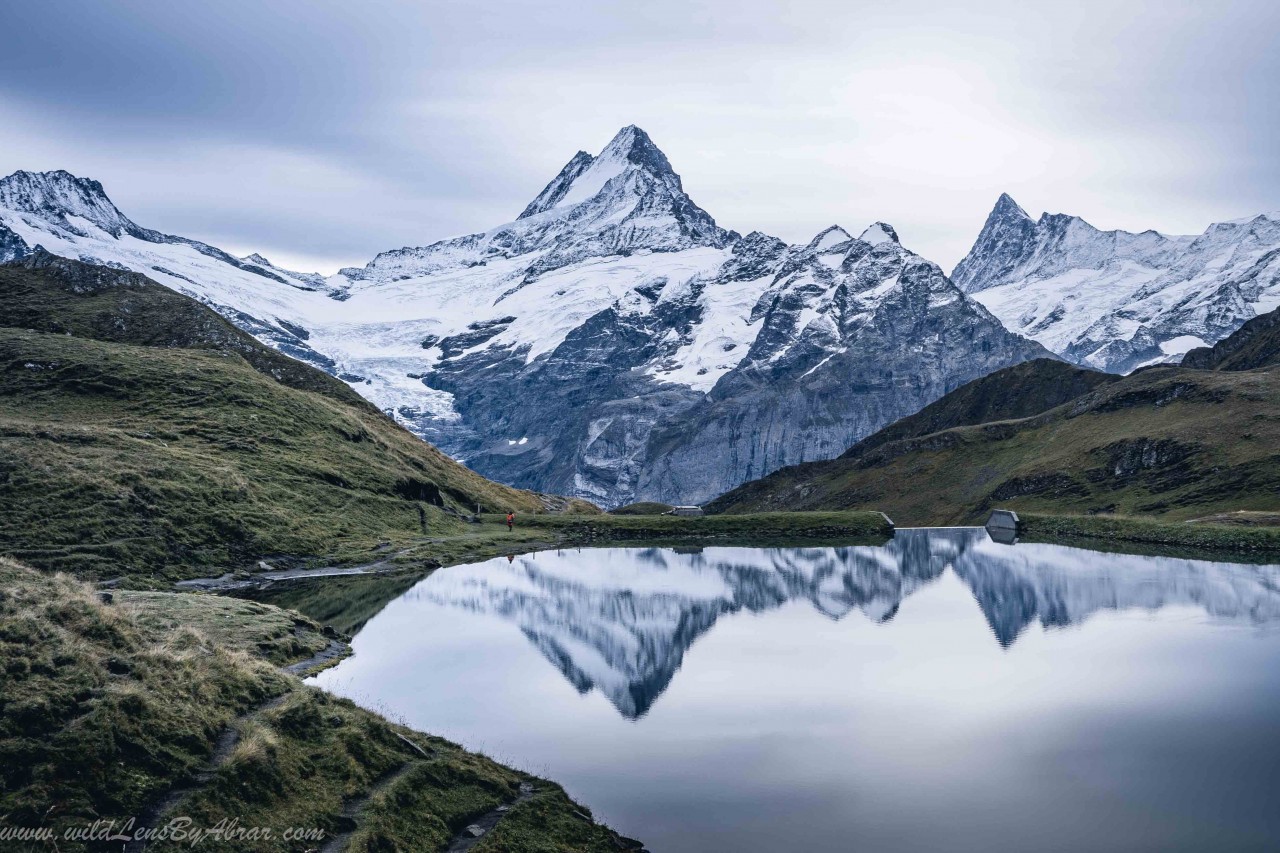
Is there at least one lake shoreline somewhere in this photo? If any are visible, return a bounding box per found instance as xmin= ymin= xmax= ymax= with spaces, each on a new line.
xmin=1018 ymin=512 xmax=1280 ymax=558
xmin=307 ymin=531 xmax=1280 ymax=852
xmin=0 ymin=557 xmax=649 ymax=853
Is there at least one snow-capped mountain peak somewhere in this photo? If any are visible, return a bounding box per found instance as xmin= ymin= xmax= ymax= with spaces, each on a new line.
xmin=518 ymin=125 xmax=688 ymax=219
xmin=949 ymin=193 xmax=1040 ymax=294
xmin=859 ymin=222 xmax=899 ymax=246
xmin=808 ymin=225 xmax=854 ymax=251
xmin=952 ymin=194 xmax=1280 ymax=372
xmin=1 ymin=131 xmax=1055 ymax=507
xmin=0 ymin=169 xmax=152 ymax=241
xmin=343 ymin=125 xmax=734 ymax=287
xmin=993 ymin=191 xmax=1031 ymax=221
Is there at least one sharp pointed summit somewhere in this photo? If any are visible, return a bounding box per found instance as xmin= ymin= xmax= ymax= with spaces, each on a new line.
xmin=353 ymin=124 xmax=736 ymax=285
xmin=596 ymin=125 xmax=679 ymax=181
xmin=518 ymin=125 xmax=692 ymax=222
xmin=950 ymin=193 xmax=1042 ymax=293
xmin=992 ymin=192 xmax=1031 ymax=221
xmin=1 ymin=130 xmax=1056 ymax=508
xmin=807 ymin=225 xmax=853 ymax=250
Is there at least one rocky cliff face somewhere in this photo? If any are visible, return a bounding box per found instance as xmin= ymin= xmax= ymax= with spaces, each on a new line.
xmin=953 ymin=194 xmax=1280 ymax=373
xmin=1 ymin=128 xmax=1052 ymax=506
xmin=636 ymin=226 xmax=1051 ymax=501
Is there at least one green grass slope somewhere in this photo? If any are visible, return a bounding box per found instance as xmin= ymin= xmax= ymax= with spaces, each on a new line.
xmin=0 ymin=558 xmax=639 ymax=852
xmin=2 ymin=249 xmax=366 ymax=406
xmin=0 ymin=254 xmax=578 ymax=581
xmin=838 ymin=357 xmax=1118 ymax=458
xmin=709 ymin=362 xmax=1280 ymax=526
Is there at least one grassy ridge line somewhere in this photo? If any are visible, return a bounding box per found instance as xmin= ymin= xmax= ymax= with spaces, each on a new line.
xmin=0 ymin=558 xmax=640 ymax=852
xmin=1 ymin=255 xmax=597 ymax=583
xmin=1 ymin=249 xmax=370 ymax=408
xmin=0 ymin=328 xmax=557 ymax=582
xmin=708 ymin=366 xmax=1280 ymax=526
xmin=838 ymin=358 xmax=1119 ymax=458
xmin=508 ymin=510 xmax=894 ymax=542
xmin=1018 ymin=513 xmax=1280 ymax=555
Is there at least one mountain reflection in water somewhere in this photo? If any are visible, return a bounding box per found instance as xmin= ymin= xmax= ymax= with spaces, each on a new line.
xmin=397 ymin=529 xmax=1280 ymax=718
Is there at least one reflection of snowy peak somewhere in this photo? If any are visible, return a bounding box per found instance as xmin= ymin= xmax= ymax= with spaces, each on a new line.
xmin=1 ymin=128 xmax=1048 ymax=506
xmin=405 ymin=530 xmax=975 ymax=717
xmin=953 ymin=194 xmax=1280 ymax=372
xmin=408 ymin=533 xmax=1280 ymax=718
xmin=952 ymin=538 xmax=1280 ymax=646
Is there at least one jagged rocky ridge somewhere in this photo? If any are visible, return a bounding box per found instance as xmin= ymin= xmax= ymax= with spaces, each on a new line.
xmin=706 ymin=309 xmax=1280 ymax=524
xmin=402 ymin=531 xmax=1280 ymax=718
xmin=953 ymin=193 xmax=1280 ymax=373
xmin=0 ymin=128 xmax=1051 ymax=506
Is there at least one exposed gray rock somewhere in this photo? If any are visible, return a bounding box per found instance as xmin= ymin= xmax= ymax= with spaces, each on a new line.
xmin=953 ymin=194 xmax=1280 ymax=373
xmin=1 ymin=131 xmax=1054 ymax=507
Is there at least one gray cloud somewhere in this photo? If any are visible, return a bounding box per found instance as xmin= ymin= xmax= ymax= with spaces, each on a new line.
xmin=1 ymin=0 xmax=1276 ymax=273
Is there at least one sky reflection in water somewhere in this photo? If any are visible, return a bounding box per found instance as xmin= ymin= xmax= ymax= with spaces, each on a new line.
xmin=311 ymin=530 xmax=1280 ymax=852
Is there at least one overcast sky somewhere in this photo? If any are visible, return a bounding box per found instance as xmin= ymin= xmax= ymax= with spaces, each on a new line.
xmin=2 ymin=0 xmax=1277 ymax=274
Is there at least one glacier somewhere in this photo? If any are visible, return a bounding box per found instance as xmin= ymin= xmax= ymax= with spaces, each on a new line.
xmin=952 ymin=193 xmax=1280 ymax=373
xmin=1 ymin=127 xmax=1052 ymax=506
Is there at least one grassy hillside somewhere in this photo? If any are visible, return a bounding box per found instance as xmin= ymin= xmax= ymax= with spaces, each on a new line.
xmin=0 ymin=558 xmax=639 ymax=852
xmin=709 ymin=363 xmax=1280 ymax=526
xmin=2 ymin=249 xmax=366 ymax=406
xmin=839 ymin=358 xmax=1118 ymax=457
xmin=0 ymin=254 xmax=585 ymax=582
xmin=1016 ymin=513 xmax=1280 ymax=557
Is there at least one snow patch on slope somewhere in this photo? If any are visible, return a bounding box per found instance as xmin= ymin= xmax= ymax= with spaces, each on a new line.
xmin=648 ymin=274 xmax=772 ymax=391
xmin=954 ymin=194 xmax=1280 ymax=372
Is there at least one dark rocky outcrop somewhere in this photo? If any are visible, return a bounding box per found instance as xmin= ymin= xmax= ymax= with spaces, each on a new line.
xmin=1181 ymin=304 xmax=1280 ymax=371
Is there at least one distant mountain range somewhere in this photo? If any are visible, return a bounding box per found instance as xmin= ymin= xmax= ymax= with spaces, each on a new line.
xmin=0 ymin=127 xmax=1050 ymax=506
xmin=952 ymin=193 xmax=1280 ymax=373
xmin=709 ymin=304 xmax=1280 ymax=523
xmin=2 ymin=129 xmax=1276 ymax=506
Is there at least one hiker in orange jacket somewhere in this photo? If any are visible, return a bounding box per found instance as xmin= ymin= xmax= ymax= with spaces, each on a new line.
xmin=506 ymin=512 xmax=514 ymax=532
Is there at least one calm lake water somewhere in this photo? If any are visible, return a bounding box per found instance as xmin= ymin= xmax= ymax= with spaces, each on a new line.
xmin=309 ymin=530 xmax=1280 ymax=852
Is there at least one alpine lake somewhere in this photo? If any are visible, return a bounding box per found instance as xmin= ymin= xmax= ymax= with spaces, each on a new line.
xmin=244 ymin=528 xmax=1280 ymax=852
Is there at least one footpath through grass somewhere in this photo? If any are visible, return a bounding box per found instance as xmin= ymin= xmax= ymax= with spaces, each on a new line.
xmin=0 ymin=558 xmax=641 ymax=852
